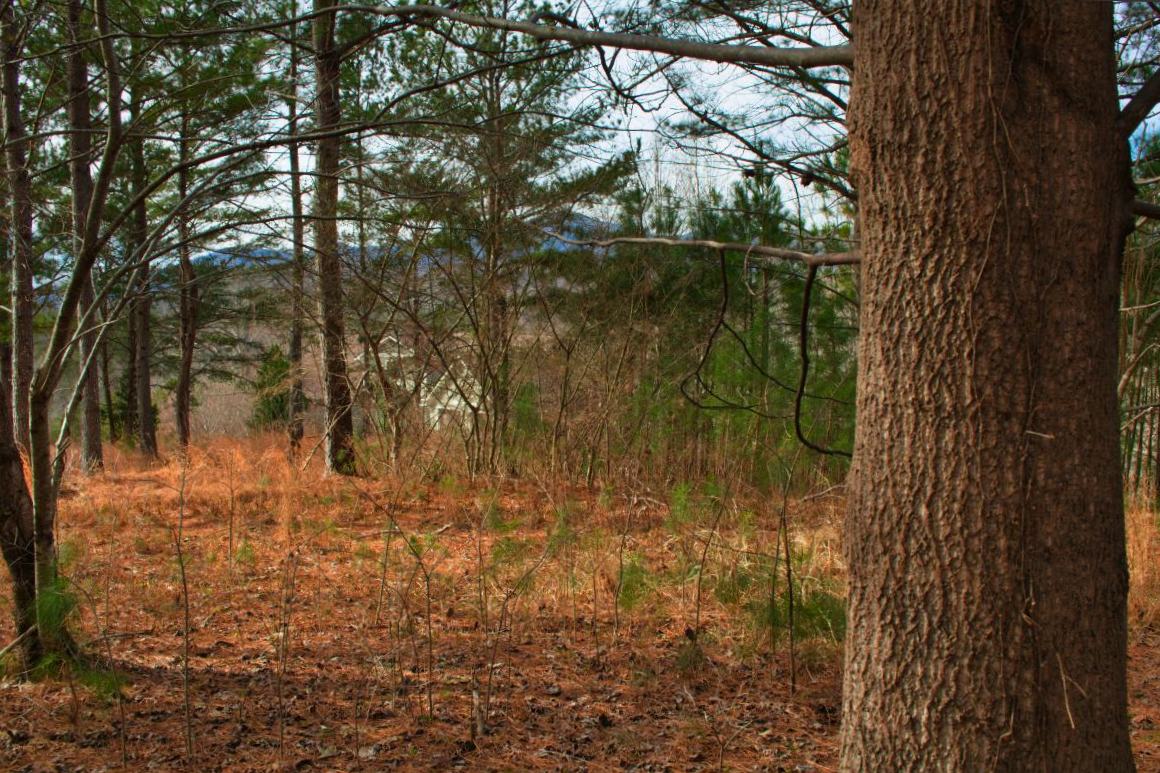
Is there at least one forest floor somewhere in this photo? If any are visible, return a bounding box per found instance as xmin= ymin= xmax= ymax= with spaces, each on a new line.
xmin=0 ymin=435 xmax=1159 ymax=771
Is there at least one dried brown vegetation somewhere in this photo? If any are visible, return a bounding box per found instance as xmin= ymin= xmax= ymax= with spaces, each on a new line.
xmin=0 ymin=436 xmax=1158 ymax=770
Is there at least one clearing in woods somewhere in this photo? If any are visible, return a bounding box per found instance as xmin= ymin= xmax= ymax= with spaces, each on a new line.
xmin=2 ymin=435 xmax=1160 ymax=771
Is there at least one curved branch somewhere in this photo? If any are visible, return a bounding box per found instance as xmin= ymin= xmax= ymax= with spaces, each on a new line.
xmin=794 ymin=265 xmax=852 ymax=458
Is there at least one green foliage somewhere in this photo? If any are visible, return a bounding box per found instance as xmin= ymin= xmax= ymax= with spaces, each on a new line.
xmin=482 ymin=493 xmax=519 ymax=533
xmin=554 ymin=170 xmax=859 ymax=490
xmin=732 ymin=553 xmax=846 ymax=646
xmin=707 ymin=549 xmax=848 ymax=648
xmin=665 ymin=482 xmax=696 ymax=531
xmin=491 ymin=536 xmax=531 ymax=567
xmin=248 ymin=345 xmax=291 ymax=431
xmin=235 ymin=540 xmax=256 ymax=566
xmin=35 ymin=574 xmax=78 ymax=645
xmin=617 ymin=553 xmax=652 ymax=611
xmin=748 ymin=583 xmax=846 ymax=645
xmin=511 ymin=382 xmax=545 ymax=441
xmin=547 ymin=502 xmax=579 ymax=556
xmin=714 ymin=562 xmax=758 ymax=606
xmin=675 ymin=640 xmax=707 ymax=675
xmin=77 ymin=666 xmax=129 ymax=704
xmin=438 ymin=475 xmax=466 ymax=497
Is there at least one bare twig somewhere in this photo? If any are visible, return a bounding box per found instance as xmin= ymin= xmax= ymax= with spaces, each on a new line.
xmin=1133 ymin=199 xmax=1160 ymax=221
xmin=0 ymin=625 xmax=37 ymax=661
xmin=1120 ymin=68 xmax=1160 ymax=138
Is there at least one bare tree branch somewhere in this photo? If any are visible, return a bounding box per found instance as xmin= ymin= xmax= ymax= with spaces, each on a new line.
xmin=46 ymin=4 xmax=853 ymax=70
xmin=794 ymin=265 xmax=851 ymax=458
xmin=393 ymin=5 xmax=852 ymax=68
xmin=546 ymin=231 xmax=859 ymax=267
xmin=1120 ymin=68 xmax=1160 ymax=138
xmin=1133 ymin=198 xmax=1160 ymax=221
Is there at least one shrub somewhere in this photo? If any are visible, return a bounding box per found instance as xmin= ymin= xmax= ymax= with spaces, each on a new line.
xmin=249 ymin=345 xmax=292 ymax=431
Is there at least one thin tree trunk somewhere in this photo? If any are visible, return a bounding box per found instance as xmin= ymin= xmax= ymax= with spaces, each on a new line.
xmin=353 ymin=100 xmax=370 ymax=441
xmin=482 ymin=73 xmax=510 ymax=476
xmin=67 ymin=0 xmax=103 ymax=472
xmin=2 ymin=5 xmax=33 ymax=452
xmin=0 ymin=116 xmax=11 ymax=416
xmin=287 ymin=3 xmax=306 ymax=454
xmin=174 ymin=120 xmax=198 ymax=450
xmin=313 ymin=0 xmax=354 ymax=474
xmin=842 ymin=2 xmax=1132 ymax=769
xmin=1146 ymin=366 xmax=1155 ymax=496
xmin=134 ymin=280 xmax=156 ymax=457
xmin=1125 ymin=367 xmax=1142 ymax=487
xmin=122 ymin=292 xmax=138 ymax=438
xmin=129 ymin=100 xmax=156 ymax=457
xmin=100 ymin=331 xmax=117 ymax=442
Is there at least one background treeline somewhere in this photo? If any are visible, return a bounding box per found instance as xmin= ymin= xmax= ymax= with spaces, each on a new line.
xmin=0 ymin=0 xmax=1156 ymax=520
xmin=0 ymin=0 xmax=860 ymax=501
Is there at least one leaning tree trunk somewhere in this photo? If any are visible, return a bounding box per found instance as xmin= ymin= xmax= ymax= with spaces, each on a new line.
xmin=2 ymin=4 xmax=33 ymax=452
xmin=67 ymin=0 xmax=103 ymax=472
xmin=841 ymin=2 xmax=1133 ymax=769
xmin=312 ymin=0 xmax=355 ymax=475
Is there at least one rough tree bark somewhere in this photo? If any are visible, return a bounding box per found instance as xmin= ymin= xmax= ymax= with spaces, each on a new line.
xmin=67 ymin=0 xmax=103 ymax=473
xmin=841 ymin=1 xmax=1133 ymax=769
xmin=312 ymin=0 xmax=355 ymax=474
xmin=2 ymin=5 xmax=33 ymax=451
xmin=0 ymin=374 xmax=36 ymax=666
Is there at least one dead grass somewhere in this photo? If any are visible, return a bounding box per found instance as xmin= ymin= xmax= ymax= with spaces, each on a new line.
xmin=1129 ymin=497 xmax=1160 ymax=635
xmin=0 ymin=435 xmax=847 ymax=771
xmin=2 ymin=436 xmax=1160 ymax=770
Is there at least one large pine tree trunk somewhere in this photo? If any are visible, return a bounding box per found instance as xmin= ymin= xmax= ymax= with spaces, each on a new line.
xmin=67 ymin=0 xmax=103 ymax=473
xmin=841 ymin=2 xmax=1133 ymax=769
xmin=2 ymin=5 xmax=34 ymax=452
xmin=313 ymin=0 xmax=355 ymax=475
